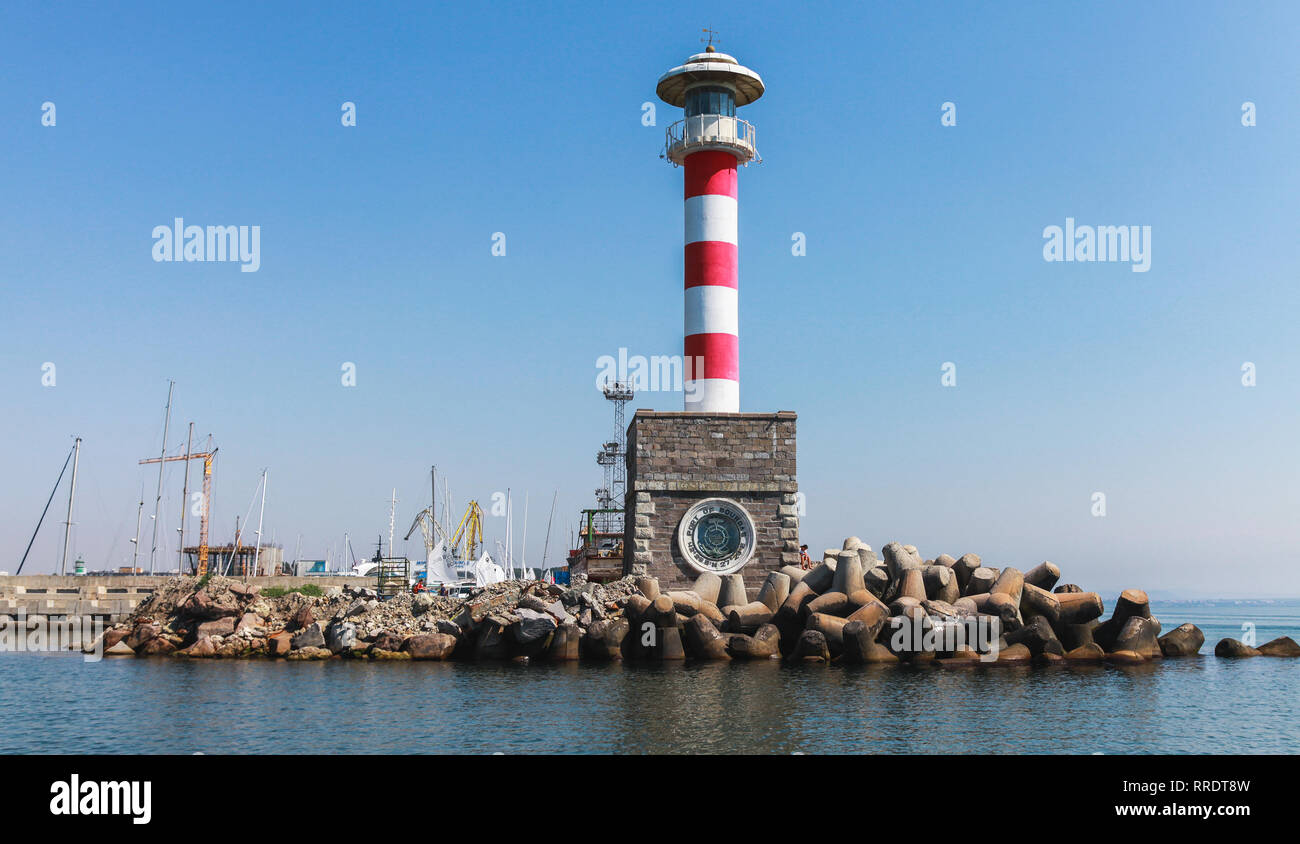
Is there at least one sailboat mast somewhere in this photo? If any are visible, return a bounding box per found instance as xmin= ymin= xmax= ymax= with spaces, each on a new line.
xmin=149 ymin=380 xmax=174 ymax=575
xmin=251 ymin=469 xmax=267 ymax=579
xmin=521 ymin=491 xmax=529 ymax=577
xmin=131 ymin=493 xmax=143 ymax=571
xmin=541 ymin=489 xmax=557 ymax=570
xmin=388 ymin=488 xmax=397 ymax=560
xmin=59 ymin=436 xmax=81 ymax=576
xmin=177 ymin=422 xmax=193 ymax=573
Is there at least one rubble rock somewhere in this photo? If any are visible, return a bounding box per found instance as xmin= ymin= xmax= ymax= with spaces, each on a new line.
xmin=178 ymin=637 xmax=217 ymax=658
xmin=326 ymin=621 xmax=357 ymax=654
xmin=287 ymin=646 xmax=332 ymax=660
xmin=267 ymin=631 xmax=293 ymax=657
xmin=235 ymin=613 xmax=263 ymax=634
xmin=511 ymin=609 xmax=558 ymax=644
xmin=290 ymin=602 xmax=315 ymax=631
xmin=290 ymin=622 xmax=325 ymax=650
xmin=181 ymin=585 xmax=243 ymax=620
xmin=196 ymin=617 xmax=236 ymax=639
xmin=125 ymin=622 xmax=161 ymax=651
xmin=403 ymin=633 xmax=457 ymax=660
xmin=139 ymin=637 xmax=176 ymax=656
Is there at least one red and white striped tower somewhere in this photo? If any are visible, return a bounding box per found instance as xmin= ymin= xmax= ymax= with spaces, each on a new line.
xmin=658 ymin=45 xmax=763 ymax=413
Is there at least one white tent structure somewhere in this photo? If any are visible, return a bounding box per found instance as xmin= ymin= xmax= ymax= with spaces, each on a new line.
xmin=473 ymin=552 xmax=506 ymax=587
xmin=425 ymin=539 xmax=458 ymax=585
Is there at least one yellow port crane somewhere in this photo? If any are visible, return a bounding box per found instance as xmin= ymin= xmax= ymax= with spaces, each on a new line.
xmin=449 ymin=501 xmax=484 ymax=562
xmin=139 ymin=434 xmax=217 ymax=575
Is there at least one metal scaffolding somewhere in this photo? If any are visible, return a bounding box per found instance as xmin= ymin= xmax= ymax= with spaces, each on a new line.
xmin=594 ymin=380 xmax=633 ymax=534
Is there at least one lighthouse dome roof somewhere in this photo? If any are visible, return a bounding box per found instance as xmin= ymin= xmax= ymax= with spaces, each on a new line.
xmin=656 ymin=51 xmax=764 ymax=107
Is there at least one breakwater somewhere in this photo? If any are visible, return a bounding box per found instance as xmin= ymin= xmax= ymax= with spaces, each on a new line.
xmin=82 ymin=539 xmax=1300 ymax=664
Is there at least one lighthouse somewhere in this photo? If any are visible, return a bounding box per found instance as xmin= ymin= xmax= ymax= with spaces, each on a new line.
xmin=657 ymin=44 xmax=764 ymax=413
xmin=625 ymin=42 xmax=797 ymax=593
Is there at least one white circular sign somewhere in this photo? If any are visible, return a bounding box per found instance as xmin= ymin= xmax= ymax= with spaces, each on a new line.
xmin=676 ymin=497 xmax=757 ymax=575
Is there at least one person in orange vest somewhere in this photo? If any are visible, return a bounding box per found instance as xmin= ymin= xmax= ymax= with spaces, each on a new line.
xmin=412 ymin=580 xmax=426 ymax=595
xmin=799 ymin=544 xmax=813 ymax=569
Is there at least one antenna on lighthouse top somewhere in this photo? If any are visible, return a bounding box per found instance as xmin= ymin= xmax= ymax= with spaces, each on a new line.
xmin=701 ymin=27 xmax=720 ymax=51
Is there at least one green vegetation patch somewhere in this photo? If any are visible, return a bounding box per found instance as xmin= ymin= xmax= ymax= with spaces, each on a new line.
xmin=261 ymin=583 xmax=327 ymax=599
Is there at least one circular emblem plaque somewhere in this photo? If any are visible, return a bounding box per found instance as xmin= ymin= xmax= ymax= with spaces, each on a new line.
xmin=677 ymin=497 xmax=757 ymax=575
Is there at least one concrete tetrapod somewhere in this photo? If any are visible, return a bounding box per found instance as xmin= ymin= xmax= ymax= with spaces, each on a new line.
xmin=691 ymin=572 xmax=722 ymax=605
xmin=801 ymin=560 xmax=837 ymax=594
xmin=1113 ymin=616 xmax=1162 ymax=660
xmin=727 ymin=601 xmax=775 ymax=633
xmin=832 ymin=548 xmax=866 ymax=596
xmin=1023 ymin=561 xmax=1061 ymax=591
xmin=1056 ymin=591 xmax=1104 ymax=626
xmin=805 ymin=612 xmax=849 ymax=654
xmin=1093 ymin=589 xmax=1150 ymax=651
xmin=1258 ymin=636 xmax=1300 ymax=657
xmin=727 ymin=623 xmax=781 ymax=659
xmin=897 ymin=569 xmax=927 ymax=602
xmin=990 ymin=567 xmax=1024 ymax=605
xmin=635 ymin=576 xmax=660 ymax=601
xmin=790 ymin=629 xmax=831 ymax=662
xmin=923 ymin=565 xmax=959 ymax=604
xmin=756 ymin=571 xmax=791 ymax=613
xmin=1020 ymin=582 xmax=1061 ymax=630
xmin=965 ymin=567 xmax=997 ymax=596
xmin=882 ymin=542 xmax=921 ymax=581
xmin=1214 ymin=638 xmax=1261 ymax=657
xmin=864 ymin=566 xmax=890 ymax=598
xmin=1157 ymin=623 xmax=1204 ymax=657
xmin=683 ymin=614 xmax=730 ymax=660
xmin=806 ymin=591 xmax=853 ymax=617
xmin=840 ymin=619 xmax=898 ymax=664
xmin=716 ymin=574 xmax=749 ymax=610
xmin=952 ymin=553 xmax=982 ymax=591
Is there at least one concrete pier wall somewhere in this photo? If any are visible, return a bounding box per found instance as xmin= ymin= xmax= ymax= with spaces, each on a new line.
xmin=0 ymin=575 xmax=366 ymax=624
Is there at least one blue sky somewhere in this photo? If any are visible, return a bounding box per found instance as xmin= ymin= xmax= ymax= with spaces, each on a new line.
xmin=2 ymin=1 xmax=1297 ymax=595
